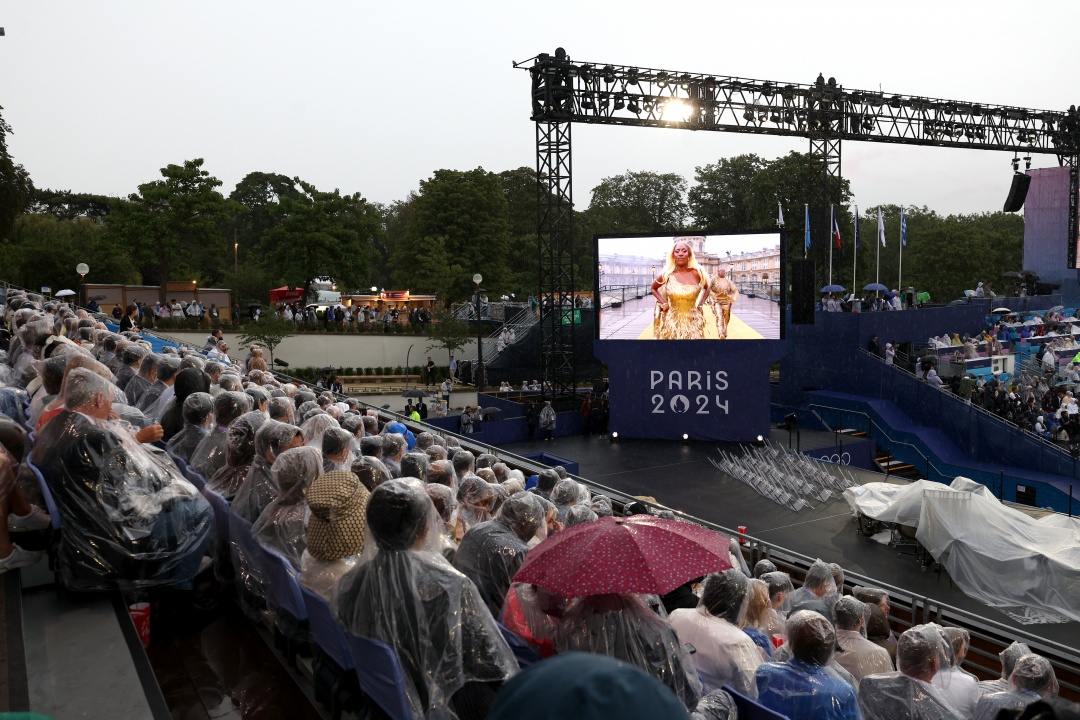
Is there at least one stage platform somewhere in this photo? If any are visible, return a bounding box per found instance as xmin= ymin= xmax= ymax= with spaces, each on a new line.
xmin=501 ymin=429 xmax=1080 ymax=650
xmin=600 ymin=293 xmax=780 ymax=340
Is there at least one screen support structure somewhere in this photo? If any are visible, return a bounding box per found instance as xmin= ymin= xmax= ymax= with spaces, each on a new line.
xmin=520 ymin=50 xmax=1080 ymax=368
xmin=536 ymin=119 xmax=576 ymax=399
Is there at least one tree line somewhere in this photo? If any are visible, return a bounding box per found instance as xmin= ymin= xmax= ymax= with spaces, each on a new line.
xmin=0 ymin=106 xmax=1022 ymax=306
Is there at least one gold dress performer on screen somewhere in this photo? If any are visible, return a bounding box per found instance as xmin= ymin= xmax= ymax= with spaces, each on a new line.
xmin=708 ymin=266 xmax=739 ymax=339
xmin=650 ymin=239 xmax=709 ymax=339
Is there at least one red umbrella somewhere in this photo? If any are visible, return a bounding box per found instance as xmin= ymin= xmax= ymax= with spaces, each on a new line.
xmin=513 ymin=514 xmax=733 ymax=598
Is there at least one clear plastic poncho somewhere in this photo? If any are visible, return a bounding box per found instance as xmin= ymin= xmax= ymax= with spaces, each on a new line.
xmin=165 ymin=392 xmax=214 ymax=464
xmin=252 ymin=445 xmax=322 ymax=569
xmin=301 ymin=413 xmax=340 ymax=450
xmin=332 ymin=478 xmax=517 ymax=719
xmin=973 ymin=654 xmax=1057 ymax=720
xmin=833 ymin=596 xmax=894 ymax=681
xmin=451 ymin=492 xmax=547 ymax=618
xmin=858 ymin=624 xmax=963 ymax=720
xmin=499 ymin=582 xmax=565 ymax=659
xmin=785 ymin=558 xmax=837 ymax=609
xmin=668 ymin=570 xmax=761 ymax=698
xmin=190 ymin=391 xmax=250 ymax=479
xmin=232 ymin=419 xmax=302 ymax=521
xmin=206 ymin=411 xmax=266 ymax=500
xmin=554 ymin=592 xmax=703 ymax=710
xmin=29 ymin=370 xmax=213 ymax=590
xmin=454 ymin=476 xmax=494 ymax=541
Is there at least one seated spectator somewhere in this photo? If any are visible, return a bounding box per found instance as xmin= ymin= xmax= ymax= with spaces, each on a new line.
xmin=974 ymin=655 xmax=1057 ymax=720
xmin=206 ymin=411 xmax=265 ymax=500
xmin=753 ymin=559 xmax=777 ymax=577
xmin=528 ymin=468 xmax=559 ymax=502
xmin=0 ymin=442 xmax=50 ymax=574
xmin=760 ymin=571 xmax=793 ymax=638
xmin=299 ymin=469 xmax=371 ymax=600
xmin=979 ymin=642 xmax=1032 ymax=695
xmin=550 ymin=478 xmax=581 ymax=523
xmin=859 ymin=624 xmax=963 ymax=720
xmin=137 ymin=356 xmax=179 ymax=417
xmin=932 ymin=627 xmax=981 ymax=720
xmin=742 ymin=577 xmax=776 ymax=659
xmin=232 ymin=419 xmax=304 ymax=521
xmin=424 ymin=482 xmax=459 ymax=562
xmin=253 ymin=445 xmax=322 ymax=569
xmin=668 ymin=568 xmax=763 ymax=697
xmin=426 ymin=458 xmax=457 ymax=489
xmin=564 ymin=504 xmax=597 ymax=527
xmin=755 ymin=610 xmax=860 ymax=720
xmin=833 ymin=596 xmax=893 ymax=681
xmin=453 ymin=492 xmax=547 ymax=618
xmin=165 ymin=392 xmax=214 ymax=464
xmin=786 ymin=558 xmax=836 ymax=608
xmin=190 ymin=391 xmax=250 ymax=479
xmin=333 ymin=478 xmax=517 ymax=719
xmin=381 ymin=433 xmax=406 ymax=477
xmin=487 ymin=652 xmax=698 ymax=720
xmin=554 ymin=592 xmax=703 ymax=710
xmin=455 ymin=476 xmax=495 ymax=541
xmin=853 ymin=586 xmax=898 ymax=663
xmin=321 ymin=427 xmax=356 ymax=473
xmin=31 ymin=368 xmax=213 ymax=589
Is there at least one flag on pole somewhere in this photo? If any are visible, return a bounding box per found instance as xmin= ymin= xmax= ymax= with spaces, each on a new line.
xmin=855 ymin=206 xmax=861 ymax=249
xmin=901 ymin=208 xmax=907 ymax=247
xmin=778 ymin=202 xmax=785 ymax=227
xmin=804 ymin=204 xmax=811 ymax=251
xmin=877 ymin=208 xmax=886 ymax=248
xmin=832 ymin=213 xmax=842 ymax=249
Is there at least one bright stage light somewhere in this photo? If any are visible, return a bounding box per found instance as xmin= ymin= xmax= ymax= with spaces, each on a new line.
xmin=661 ymin=99 xmax=692 ymax=123
xmin=682 ymin=433 xmax=689 ymax=441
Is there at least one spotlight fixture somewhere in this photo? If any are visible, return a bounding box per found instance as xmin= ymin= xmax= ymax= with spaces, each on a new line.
xmin=609 ymin=431 xmax=619 ymax=443
xmin=1024 ymin=156 xmax=1032 ymax=170
xmin=627 ymin=99 xmax=640 ymax=114
xmin=682 ymin=433 xmax=690 ymax=442
xmin=656 ymin=72 xmax=669 ymax=88
xmin=602 ymin=65 xmax=616 ymax=84
xmin=613 ymin=94 xmax=625 ymax=111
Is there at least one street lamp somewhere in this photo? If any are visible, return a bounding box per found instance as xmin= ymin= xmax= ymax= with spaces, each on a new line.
xmin=76 ymin=262 xmax=89 ymax=308
xmin=473 ymin=273 xmax=484 ymax=392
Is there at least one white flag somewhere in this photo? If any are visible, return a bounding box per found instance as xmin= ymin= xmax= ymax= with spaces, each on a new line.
xmin=877 ymin=208 xmax=886 ymax=248
xmin=778 ymin=202 xmax=785 ymax=227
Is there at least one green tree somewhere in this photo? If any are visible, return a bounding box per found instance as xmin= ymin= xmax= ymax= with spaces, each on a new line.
xmin=108 ymin=159 xmax=232 ymax=286
xmin=373 ymin=196 xmax=415 ymax=291
xmin=261 ymin=180 xmax=380 ymax=297
xmin=688 ymin=154 xmax=766 ymax=232
xmin=3 ymin=214 xmax=140 ymax=291
xmin=0 ymin=105 xmax=34 ymax=241
xmin=28 ymin=188 xmax=118 ymax=220
xmin=236 ymin=318 xmax=295 ymax=365
xmin=583 ymin=171 xmax=688 ymax=235
xmin=425 ymin=308 xmax=471 ymax=364
xmin=229 ymin=171 xmax=300 ymax=264
xmin=393 ymin=168 xmax=512 ymax=302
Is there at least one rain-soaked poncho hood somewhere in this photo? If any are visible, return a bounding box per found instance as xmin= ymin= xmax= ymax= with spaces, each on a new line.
xmin=301 ymin=413 xmax=339 ymax=449
xmin=554 ymin=593 xmax=702 ymax=710
xmin=232 ymin=419 xmax=301 ymax=521
xmin=30 ymin=408 xmax=213 ymax=590
xmin=252 ymin=445 xmax=322 ymax=569
xmin=332 ymin=478 xmax=517 ymax=718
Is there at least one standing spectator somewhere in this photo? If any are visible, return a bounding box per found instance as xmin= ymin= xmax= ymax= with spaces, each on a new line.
xmin=449 ymin=355 xmax=458 ymax=383
xmin=425 ymin=357 xmax=436 ymax=386
xmin=580 ymin=393 xmax=593 ymax=437
xmin=540 ymin=401 xmax=556 ymax=441
xmin=868 ymin=334 xmax=882 ymax=357
xmin=209 ymin=303 xmax=219 ymax=323
xmin=111 ymin=304 xmax=123 ymax=320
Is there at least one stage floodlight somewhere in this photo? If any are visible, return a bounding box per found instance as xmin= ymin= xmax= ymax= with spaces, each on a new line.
xmin=602 ymin=65 xmax=616 ymax=84
xmin=613 ymin=94 xmax=625 ymax=111
xmin=784 ymin=413 xmax=798 ymax=431
xmin=662 ymin=99 xmax=690 ymax=123
xmin=628 ymin=99 xmax=640 ymax=114
xmin=610 ymin=431 xmax=619 ymax=443
xmin=682 ymin=433 xmax=689 ymax=442
xmin=656 ymin=71 xmax=669 ymax=88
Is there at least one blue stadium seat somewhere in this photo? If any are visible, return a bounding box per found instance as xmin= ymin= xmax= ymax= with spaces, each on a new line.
xmin=723 ymin=685 xmax=790 ymax=720
xmin=496 ymin=621 xmax=542 ymax=668
xmin=301 ymin=585 xmax=356 ymax=720
xmin=347 ymin=635 xmax=412 ymax=720
xmin=26 ymin=460 xmax=62 ymax=588
xmin=262 ymin=546 xmax=309 ymax=665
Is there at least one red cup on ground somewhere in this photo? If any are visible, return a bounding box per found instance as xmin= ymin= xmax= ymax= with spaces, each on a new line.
xmin=129 ymin=602 xmax=151 ymax=648
xmin=772 ymin=633 xmax=784 ymax=649
xmin=737 ymin=525 xmax=747 ymax=545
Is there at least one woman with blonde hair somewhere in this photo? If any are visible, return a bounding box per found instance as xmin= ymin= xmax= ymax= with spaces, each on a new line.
xmin=741 ymin=577 xmax=775 ymax=659
xmin=650 ymin=238 xmax=709 ymax=339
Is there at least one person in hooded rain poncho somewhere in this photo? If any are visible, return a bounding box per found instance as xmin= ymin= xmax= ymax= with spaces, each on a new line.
xmin=786 ymin=558 xmax=837 ymax=609
xmin=452 ymin=492 xmax=548 ymax=618
xmin=137 ymin=356 xmax=180 ymax=418
xmin=253 ymin=444 xmax=322 ymax=570
xmin=158 ymin=367 xmax=210 ymax=435
xmin=931 ymin=627 xmax=980 ymax=719
xmin=301 ymin=413 xmax=339 ymax=450
xmin=31 ymin=368 xmax=213 ymax=590
xmin=190 ymin=391 xmax=250 ymax=479
xmin=454 ymin=476 xmax=495 ymax=542
xmin=206 ymin=411 xmax=265 ymax=500
xmin=165 ymin=392 xmax=214 ymax=464
xmin=859 ymin=624 xmax=964 ymax=720
xmin=332 ymin=478 xmax=517 ymax=720
xmin=832 ymin=596 xmax=893 ymax=682
xmin=320 ymin=427 xmax=356 ymax=473
xmin=300 ymin=469 xmax=370 ymax=600
xmin=973 ymin=654 xmax=1058 ymax=720
xmin=425 ymin=482 xmax=459 ymax=563
xmin=232 ymin=419 xmax=304 ymax=521
xmin=554 ymin=591 xmax=703 ymax=711
xmin=549 ymin=479 xmax=581 ymax=525
xmin=668 ymin=568 xmax=763 ymax=697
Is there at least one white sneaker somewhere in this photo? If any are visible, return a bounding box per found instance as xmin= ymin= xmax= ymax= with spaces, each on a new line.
xmin=0 ymin=545 xmax=44 ymax=574
xmin=8 ymin=506 xmax=51 ymax=532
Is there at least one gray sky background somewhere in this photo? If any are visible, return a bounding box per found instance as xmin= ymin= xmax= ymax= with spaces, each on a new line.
xmin=4 ymin=1 xmax=1077 ymax=217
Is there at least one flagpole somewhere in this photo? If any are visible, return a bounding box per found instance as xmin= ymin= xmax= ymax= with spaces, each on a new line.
xmin=828 ymin=204 xmax=834 ymax=286
xmin=852 ymin=206 xmax=858 ymax=297
xmin=898 ymin=207 xmax=905 ymax=299
xmin=876 ymin=209 xmax=881 ymax=287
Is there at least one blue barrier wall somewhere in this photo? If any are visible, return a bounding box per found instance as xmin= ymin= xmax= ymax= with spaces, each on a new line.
xmin=424 ymin=406 xmax=583 ymax=445
xmin=801 ymin=439 xmax=875 ymax=471
xmin=521 ymin=452 xmax=580 ymax=476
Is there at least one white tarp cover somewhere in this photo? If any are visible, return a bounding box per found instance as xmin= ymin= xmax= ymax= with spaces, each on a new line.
xmin=844 ymin=478 xmax=1080 ymax=624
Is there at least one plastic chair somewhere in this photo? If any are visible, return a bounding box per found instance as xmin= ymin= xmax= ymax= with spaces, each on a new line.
xmin=301 ymin=585 xmax=356 ymax=719
xmin=347 ymin=635 xmax=413 ymax=720
xmin=182 ymin=464 xmax=206 ymax=492
xmin=262 ymin=547 xmax=309 ymax=664
xmin=202 ymin=487 xmax=231 ymax=549
xmin=26 ymin=460 xmax=62 ymax=588
xmin=723 ymin=685 xmax=790 ymax=720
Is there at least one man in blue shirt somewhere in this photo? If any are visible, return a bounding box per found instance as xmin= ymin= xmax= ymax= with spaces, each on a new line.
xmin=755 ymin=610 xmax=861 ymax=720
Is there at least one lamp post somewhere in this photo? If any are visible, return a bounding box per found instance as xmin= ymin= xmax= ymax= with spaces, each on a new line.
xmin=473 ymin=273 xmax=484 ymax=392
xmin=76 ymin=262 xmax=89 ymax=308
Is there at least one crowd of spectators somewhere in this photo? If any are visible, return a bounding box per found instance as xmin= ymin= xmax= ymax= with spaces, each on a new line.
xmin=2 ymin=287 xmax=1077 ymax=720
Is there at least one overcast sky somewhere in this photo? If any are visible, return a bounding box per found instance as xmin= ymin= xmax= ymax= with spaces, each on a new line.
xmin=4 ymin=1 xmax=1077 ymax=218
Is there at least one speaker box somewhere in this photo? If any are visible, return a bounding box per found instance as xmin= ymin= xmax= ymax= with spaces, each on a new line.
xmin=1003 ymin=172 xmax=1032 ymax=213
xmin=790 ymin=259 xmax=816 ymax=325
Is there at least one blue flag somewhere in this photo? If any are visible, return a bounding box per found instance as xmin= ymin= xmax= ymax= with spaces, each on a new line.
xmin=804 ymin=205 xmax=811 ymax=251
xmin=855 ymin=206 xmax=861 ymax=249
xmin=901 ymin=208 xmax=907 ymax=247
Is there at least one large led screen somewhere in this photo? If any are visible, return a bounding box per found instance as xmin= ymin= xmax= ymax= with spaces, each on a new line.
xmin=596 ymin=231 xmax=783 ymax=340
